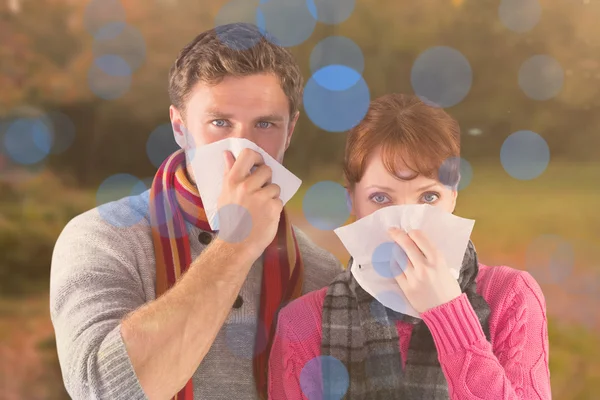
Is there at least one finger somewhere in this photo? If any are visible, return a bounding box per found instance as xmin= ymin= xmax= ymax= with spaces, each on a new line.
xmin=388 ymin=227 xmax=426 ymax=267
xmin=223 ymin=150 xmax=236 ymax=175
xmin=394 ymin=265 xmax=411 ymax=289
xmin=259 ymin=183 xmax=281 ymax=199
xmin=230 ymin=148 xmax=265 ymax=181
xmin=244 ymin=164 xmax=272 ymax=192
xmin=407 ymin=229 xmax=436 ymax=262
xmin=390 ymin=243 xmax=410 ymax=276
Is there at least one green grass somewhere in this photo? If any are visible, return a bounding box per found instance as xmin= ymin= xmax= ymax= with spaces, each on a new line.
xmin=548 ymin=316 xmax=600 ymax=399
xmin=455 ymin=161 xmax=600 ymax=258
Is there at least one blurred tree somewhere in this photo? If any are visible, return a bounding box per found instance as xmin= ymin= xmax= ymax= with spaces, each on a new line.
xmin=0 ymin=0 xmax=599 ymax=185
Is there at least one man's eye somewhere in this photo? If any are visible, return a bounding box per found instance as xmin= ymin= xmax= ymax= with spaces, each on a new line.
xmin=257 ymin=121 xmax=272 ymax=129
xmin=212 ymin=120 xmax=229 ymax=127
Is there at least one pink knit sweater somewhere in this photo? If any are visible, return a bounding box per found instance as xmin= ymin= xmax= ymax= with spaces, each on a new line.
xmin=268 ymin=265 xmax=551 ymax=399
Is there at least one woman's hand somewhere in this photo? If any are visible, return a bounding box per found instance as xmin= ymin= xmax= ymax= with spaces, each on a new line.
xmin=388 ymin=228 xmax=462 ymax=314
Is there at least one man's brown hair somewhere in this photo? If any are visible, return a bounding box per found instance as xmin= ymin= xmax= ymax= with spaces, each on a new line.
xmin=344 ymin=93 xmax=462 ymax=189
xmin=168 ymin=23 xmax=304 ymax=118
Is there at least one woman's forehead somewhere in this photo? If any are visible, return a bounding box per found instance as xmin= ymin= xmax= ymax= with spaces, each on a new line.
xmin=361 ymin=156 xmax=439 ymax=188
xmin=364 ymin=149 xmax=419 ymax=178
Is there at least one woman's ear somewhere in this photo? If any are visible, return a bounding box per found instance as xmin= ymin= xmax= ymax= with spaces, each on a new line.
xmin=345 ymin=188 xmax=354 ymax=215
xmin=450 ymin=188 xmax=458 ymax=213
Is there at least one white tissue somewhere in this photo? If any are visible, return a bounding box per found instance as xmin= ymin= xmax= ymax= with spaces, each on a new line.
xmin=189 ymin=138 xmax=302 ymax=230
xmin=334 ymin=204 xmax=475 ymax=318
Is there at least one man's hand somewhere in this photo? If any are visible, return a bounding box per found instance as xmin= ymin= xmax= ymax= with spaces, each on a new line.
xmin=217 ymin=148 xmax=283 ymax=259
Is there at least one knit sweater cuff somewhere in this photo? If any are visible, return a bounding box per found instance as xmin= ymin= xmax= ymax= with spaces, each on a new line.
xmin=97 ymin=325 xmax=147 ymax=400
xmin=421 ymin=293 xmax=487 ymax=357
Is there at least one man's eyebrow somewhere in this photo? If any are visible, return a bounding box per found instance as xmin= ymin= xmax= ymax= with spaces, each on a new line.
xmin=205 ymin=109 xmax=234 ymax=119
xmin=254 ymin=114 xmax=285 ymax=122
xmin=204 ymin=110 xmax=285 ymax=122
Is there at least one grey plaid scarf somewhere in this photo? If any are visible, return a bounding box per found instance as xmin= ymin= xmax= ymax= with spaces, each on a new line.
xmin=321 ymin=241 xmax=491 ymax=399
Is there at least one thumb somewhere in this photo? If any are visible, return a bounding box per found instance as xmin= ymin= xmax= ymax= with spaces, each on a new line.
xmin=223 ymin=150 xmax=235 ymax=175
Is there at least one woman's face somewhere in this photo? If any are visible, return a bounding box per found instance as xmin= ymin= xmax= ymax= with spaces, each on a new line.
xmin=348 ymin=148 xmax=457 ymax=220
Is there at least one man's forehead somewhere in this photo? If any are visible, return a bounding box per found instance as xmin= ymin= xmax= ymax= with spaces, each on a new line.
xmin=204 ymin=107 xmax=287 ymax=122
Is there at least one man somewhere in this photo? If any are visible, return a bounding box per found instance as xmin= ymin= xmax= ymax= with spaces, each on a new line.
xmin=50 ymin=23 xmax=342 ymax=400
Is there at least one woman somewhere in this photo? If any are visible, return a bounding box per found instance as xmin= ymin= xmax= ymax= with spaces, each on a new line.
xmin=268 ymin=94 xmax=551 ymax=399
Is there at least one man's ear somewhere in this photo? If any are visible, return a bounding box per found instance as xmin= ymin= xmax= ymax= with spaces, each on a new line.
xmin=284 ymin=111 xmax=300 ymax=151
xmin=170 ymin=105 xmax=187 ymax=149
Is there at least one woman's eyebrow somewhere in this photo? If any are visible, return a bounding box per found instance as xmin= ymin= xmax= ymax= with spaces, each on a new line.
xmin=415 ymin=183 xmax=440 ymax=192
xmin=365 ymin=184 xmax=395 ymax=192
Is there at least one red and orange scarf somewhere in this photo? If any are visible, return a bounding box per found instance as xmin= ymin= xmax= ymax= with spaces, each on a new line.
xmin=149 ymin=150 xmax=304 ymax=400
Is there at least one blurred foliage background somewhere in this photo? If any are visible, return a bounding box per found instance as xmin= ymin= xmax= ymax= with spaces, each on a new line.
xmin=0 ymin=0 xmax=599 ymax=398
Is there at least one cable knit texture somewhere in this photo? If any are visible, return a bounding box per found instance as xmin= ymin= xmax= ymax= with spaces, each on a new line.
xmin=49 ymin=191 xmax=344 ymax=400
xmin=268 ymin=264 xmax=552 ymax=399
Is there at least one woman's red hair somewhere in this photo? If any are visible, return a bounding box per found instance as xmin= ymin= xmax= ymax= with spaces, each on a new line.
xmin=343 ymin=94 xmax=462 ymax=189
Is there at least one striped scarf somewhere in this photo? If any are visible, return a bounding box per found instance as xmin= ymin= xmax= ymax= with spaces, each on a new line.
xmin=321 ymin=241 xmax=491 ymax=399
xmin=149 ymin=150 xmax=304 ymax=400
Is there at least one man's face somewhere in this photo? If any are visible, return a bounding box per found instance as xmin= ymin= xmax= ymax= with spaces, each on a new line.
xmin=170 ymin=73 xmax=298 ymax=175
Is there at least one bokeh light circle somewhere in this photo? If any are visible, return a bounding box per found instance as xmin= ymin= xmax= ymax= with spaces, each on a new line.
xmin=129 ymin=181 xmax=152 ymax=223
xmin=518 ymin=55 xmax=564 ymax=101
xmin=0 ymin=119 xmax=10 ymax=173
xmin=94 ymin=54 xmax=131 ymax=77
xmin=147 ymin=187 xmax=190 ymax=239
xmin=302 ymin=181 xmax=350 ymax=230
xmin=411 ymin=46 xmax=472 ymax=108
xmin=93 ymin=22 xmax=147 ymax=73
xmin=304 ymin=66 xmax=370 ymax=132
xmin=146 ymin=123 xmax=179 ymax=168
xmin=140 ymin=177 xmax=155 ymax=191
xmin=371 ymin=242 xmax=408 ymax=279
xmin=83 ymin=0 xmax=126 ymax=36
xmin=439 ymin=156 xmax=473 ymax=191
xmin=309 ymin=0 xmax=356 ymax=25
xmin=300 ymin=355 xmax=349 ymax=400
xmin=215 ymin=1 xmax=264 ymax=50
xmin=498 ymin=0 xmax=542 ymax=33
xmin=214 ymin=204 xmax=253 ymax=243
xmin=88 ymin=57 xmax=132 ymax=100
xmin=257 ymin=0 xmax=316 ymax=48
xmin=457 ymin=158 xmax=474 ymax=191
xmin=96 ymin=174 xmax=147 ymax=228
xmin=500 ymin=130 xmax=550 ymax=180
xmin=313 ymin=65 xmax=361 ymax=91
xmin=45 ymin=112 xmax=76 ymax=155
xmin=525 ymin=234 xmax=575 ymax=285
xmin=310 ymin=36 xmax=364 ymax=76
xmin=3 ymin=118 xmax=53 ymax=165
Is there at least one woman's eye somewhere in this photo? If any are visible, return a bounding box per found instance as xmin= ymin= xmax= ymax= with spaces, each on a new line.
xmin=212 ymin=119 xmax=229 ymax=127
xmin=370 ymin=194 xmax=390 ymax=204
xmin=257 ymin=121 xmax=272 ymax=129
xmin=421 ymin=192 xmax=440 ymax=203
